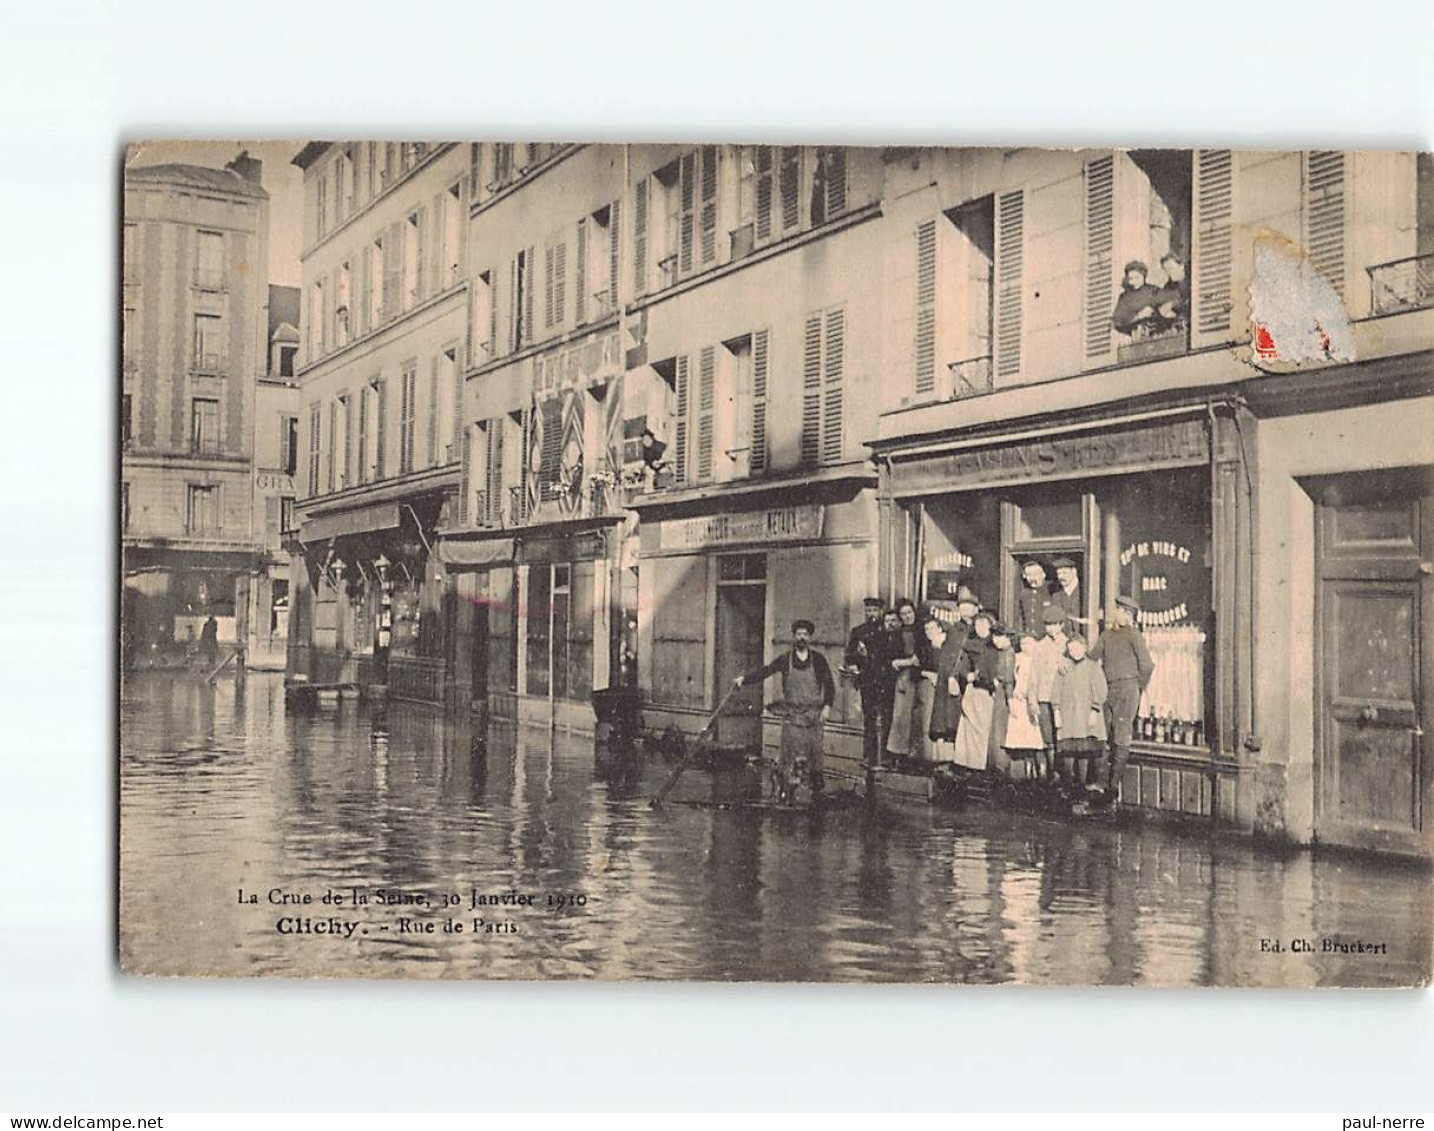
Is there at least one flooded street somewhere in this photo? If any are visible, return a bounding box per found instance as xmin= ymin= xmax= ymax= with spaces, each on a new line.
xmin=120 ymin=671 xmax=1430 ymax=985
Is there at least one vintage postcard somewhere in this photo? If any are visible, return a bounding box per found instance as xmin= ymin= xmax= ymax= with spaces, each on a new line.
xmin=119 ymin=141 xmax=1434 ymax=984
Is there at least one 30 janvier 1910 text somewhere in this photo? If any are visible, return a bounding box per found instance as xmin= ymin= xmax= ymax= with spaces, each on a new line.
xmin=237 ymin=886 xmax=588 ymax=911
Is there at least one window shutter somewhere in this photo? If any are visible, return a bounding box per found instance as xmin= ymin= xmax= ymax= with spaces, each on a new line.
xmin=451 ymin=350 xmax=465 ymax=462
xmin=427 ymin=356 xmax=439 ymax=467
xmin=375 ymin=377 xmax=387 ymax=479
xmin=750 ymin=328 xmax=769 ymax=475
xmin=460 ymin=426 xmax=473 ymax=526
xmin=699 ymin=146 xmax=718 ymax=265
xmin=430 ymin=191 xmax=445 ymax=293
xmin=307 ymin=402 xmax=321 ymax=495
xmin=673 ymin=354 xmax=690 ymax=484
xmin=633 ymin=181 xmax=648 ymax=296
xmin=414 ymin=206 xmax=428 ymax=303
xmin=521 ymin=406 xmax=534 ymax=517
xmin=489 ymin=417 xmax=504 ymax=524
xmin=342 ymin=393 xmax=353 ymax=486
xmin=539 ymin=396 xmax=562 ymax=489
xmin=327 ymin=399 xmax=337 ymax=492
xmin=1192 ymin=149 xmax=1234 ymax=341
xmin=1083 ymin=154 xmax=1116 ymax=362
xmin=801 ymin=312 xmax=822 ymax=466
xmin=383 ymin=222 xmax=403 ymax=321
xmin=574 ymin=219 xmax=588 ymax=325
xmin=523 ymin=246 xmax=535 ymax=345
xmin=608 ymin=199 xmax=621 ymax=310
xmin=544 ymin=244 xmax=556 ymax=329
xmin=779 ymin=147 xmax=801 ymax=232
xmin=357 ymin=245 xmax=369 ymax=338
xmin=678 ymin=151 xmax=696 ymax=275
xmin=1305 ymin=150 xmax=1346 ymax=298
xmin=697 ymin=344 xmax=715 ymax=481
xmin=488 ymin=267 xmax=499 ymax=358
xmin=822 ymin=308 xmax=845 ymax=464
xmin=553 ymin=240 xmax=566 ymax=325
xmin=507 ymin=256 xmax=519 ymax=354
xmin=825 ymin=147 xmax=847 ymax=218
xmin=755 ymin=148 xmax=774 ymax=241
xmin=357 ymin=386 xmax=369 ymax=484
xmin=913 ymin=218 xmax=937 ymax=398
xmin=995 ymin=189 xmax=1025 ymax=380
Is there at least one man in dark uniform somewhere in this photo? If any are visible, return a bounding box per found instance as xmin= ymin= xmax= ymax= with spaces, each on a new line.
xmin=735 ymin=619 xmax=836 ymax=803
xmin=1017 ymin=560 xmax=1055 ymax=638
xmin=1089 ymin=594 xmax=1155 ymax=801
xmin=844 ymin=597 xmax=890 ymax=768
xmin=1048 ymin=557 xmax=1087 ymax=640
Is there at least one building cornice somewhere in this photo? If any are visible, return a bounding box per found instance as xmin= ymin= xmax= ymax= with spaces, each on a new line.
xmin=294 ymin=283 xmax=467 ymax=382
xmin=298 ymin=463 xmax=460 ymax=518
xmin=299 ymin=143 xmax=459 ymax=260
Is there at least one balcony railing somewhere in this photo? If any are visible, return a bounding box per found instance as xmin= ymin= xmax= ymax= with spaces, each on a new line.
xmin=1117 ymin=323 xmax=1189 ymax=364
xmin=1368 ymin=253 xmax=1434 ymax=317
xmin=948 ymin=355 xmax=993 ymax=399
xmin=192 ymin=267 xmax=226 ymax=291
xmin=193 ymin=352 xmax=227 ymax=374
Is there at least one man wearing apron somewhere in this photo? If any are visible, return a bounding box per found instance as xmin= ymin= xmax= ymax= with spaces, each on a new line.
xmin=735 ymin=619 xmax=836 ymax=803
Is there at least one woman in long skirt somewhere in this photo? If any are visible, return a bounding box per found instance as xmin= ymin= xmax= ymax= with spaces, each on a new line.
xmin=925 ymin=616 xmax=959 ymax=762
xmin=987 ymin=623 xmax=1016 ymax=775
xmin=952 ymin=611 xmax=997 ymax=770
xmin=884 ymin=599 xmax=923 ymax=764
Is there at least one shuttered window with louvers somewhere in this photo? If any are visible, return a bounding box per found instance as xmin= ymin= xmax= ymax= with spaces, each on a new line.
xmin=357 ymin=386 xmax=369 ymax=485
xmin=522 ymin=247 xmax=535 ymax=347
xmin=544 ymin=245 xmax=556 ymax=329
xmin=1193 ymin=149 xmax=1234 ymax=338
xmin=633 ymin=181 xmax=648 ymax=296
xmin=608 ymin=199 xmax=621 ymax=311
xmin=750 ymin=329 xmax=769 ymax=476
xmin=822 ymin=309 xmax=845 ymax=464
xmin=779 ymin=147 xmax=801 ymax=233
xmin=913 ymin=219 xmax=937 ymax=399
xmin=678 ymin=151 xmax=696 ymax=276
xmin=800 ymin=312 xmax=823 ymax=467
xmin=459 ymin=426 xmax=473 ymax=526
xmin=995 ymin=190 xmax=1025 ymax=380
xmin=539 ymin=396 xmax=563 ymax=493
xmin=755 ymin=148 xmax=774 ymax=242
xmin=374 ymin=379 xmax=387 ymax=479
xmin=699 ymin=146 xmax=719 ymax=265
xmin=486 ymin=417 xmax=504 ymax=525
xmin=673 ymin=355 xmax=690 ymax=485
xmin=427 ymin=357 xmax=439 ymax=467
xmin=307 ymin=403 xmax=321 ymax=496
xmin=1084 ymin=155 xmax=1115 ymax=361
xmin=574 ymin=219 xmax=588 ymax=325
xmin=399 ymin=365 xmax=416 ymax=475
xmin=327 ymin=400 xmax=337 ymax=492
xmin=1305 ymin=150 xmax=1346 ymax=298
xmin=697 ymin=345 xmax=716 ymax=482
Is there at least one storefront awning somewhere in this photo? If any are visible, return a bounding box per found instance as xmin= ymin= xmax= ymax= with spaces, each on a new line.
xmin=438 ymin=537 xmax=517 ymax=567
xmin=298 ymin=503 xmax=401 ymax=544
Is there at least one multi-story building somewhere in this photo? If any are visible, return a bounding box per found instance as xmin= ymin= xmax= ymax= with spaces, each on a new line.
xmin=871 ymin=148 xmax=1433 ymax=855
xmin=247 ymin=284 xmax=301 ymax=668
xmin=442 ymin=144 xmax=889 ymax=760
xmin=121 ymin=153 xmax=270 ymax=668
xmin=287 ymin=142 xmax=471 ymax=700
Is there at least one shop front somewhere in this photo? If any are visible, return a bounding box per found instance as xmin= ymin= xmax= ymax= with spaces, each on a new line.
xmin=882 ymin=406 xmax=1252 ymax=819
xmin=290 ymin=487 xmax=453 ymax=704
xmin=632 ymin=475 xmax=879 ymax=776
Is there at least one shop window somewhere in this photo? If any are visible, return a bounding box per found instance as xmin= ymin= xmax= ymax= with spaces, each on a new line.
xmin=919 ymin=494 xmax=1002 ymax=617
xmin=1104 ymin=470 xmax=1213 ymax=749
xmin=526 ymin=565 xmax=552 ymax=697
xmin=718 ymin=553 xmax=766 ymax=583
xmin=488 ymin=567 xmax=518 ymax=693
xmin=1015 ymin=497 xmax=1082 ymax=542
xmin=567 ymin=561 xmax=596 ymax=702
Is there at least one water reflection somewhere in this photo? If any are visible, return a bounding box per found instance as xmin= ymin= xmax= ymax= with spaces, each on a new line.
xmin=119 ymin=672 xmax=1431 ymax=984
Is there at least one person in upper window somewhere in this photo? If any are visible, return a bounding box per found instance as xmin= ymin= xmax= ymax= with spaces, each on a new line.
xmin=1152 ymin=252 xmax=1190 ymax=333
xmin=1112 ymin=259 xmax=1162 ymax=339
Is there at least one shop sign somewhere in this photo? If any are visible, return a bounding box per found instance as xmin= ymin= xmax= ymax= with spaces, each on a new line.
xmin=1121 ymin=539 xmax=1197 ymax=627
xmin=534 ymin=330 xmax=622 ymax=397
xmin=256 ymin=470 xmax=296 ymax=492
xmin=895 ymin=417 xmax=1208 ymax=495
xmin=659 ymin=505 xmax=824 ymax=551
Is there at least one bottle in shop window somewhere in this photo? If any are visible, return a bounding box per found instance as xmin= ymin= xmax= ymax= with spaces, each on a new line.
xmin=1193 ymin=720 xmax=1204 ymax=748
xmin=1155 ymin=715 xmax=1167 ymax=744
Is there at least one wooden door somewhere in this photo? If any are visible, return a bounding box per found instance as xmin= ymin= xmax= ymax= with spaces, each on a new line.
xmin=715 ymin=582 xmax=765 ymax=747
xmin=1315 ymin=468 xmax=1433 ymax=856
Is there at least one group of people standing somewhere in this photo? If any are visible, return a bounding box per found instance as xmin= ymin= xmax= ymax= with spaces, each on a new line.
xmin=842 ymin=560 xmax=1154 ymax=811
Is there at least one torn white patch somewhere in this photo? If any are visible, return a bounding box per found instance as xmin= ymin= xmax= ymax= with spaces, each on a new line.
xmin=1249 ymin=237 xmax=1355 ymax=366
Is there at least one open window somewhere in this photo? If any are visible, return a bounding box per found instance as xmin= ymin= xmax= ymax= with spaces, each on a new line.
xmin=1110 ymin=150 xmax=1193 ymax=360
xmin=442 ymin=181 xmax=462 ymax=288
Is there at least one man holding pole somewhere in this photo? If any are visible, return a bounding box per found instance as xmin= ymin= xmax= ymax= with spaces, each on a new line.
xmin=735 ymin=619 xmax=836 ymax=804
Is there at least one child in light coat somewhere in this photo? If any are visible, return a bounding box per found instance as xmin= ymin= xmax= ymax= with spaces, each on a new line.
xmin=1051 ymin=635 xmax=1108 ymax=798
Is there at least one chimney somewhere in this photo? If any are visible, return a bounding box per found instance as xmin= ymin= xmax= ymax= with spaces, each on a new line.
xmin=226 ymin=150 xmax=263 ymax=186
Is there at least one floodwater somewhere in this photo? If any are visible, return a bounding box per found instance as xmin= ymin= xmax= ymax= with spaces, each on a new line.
xmin=119 ymin=671 xmax=1431 ymax=985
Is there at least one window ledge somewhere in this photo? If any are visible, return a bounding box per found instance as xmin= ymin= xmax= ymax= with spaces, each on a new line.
xmin=295 ymin=282 xmax=467 ymax=380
